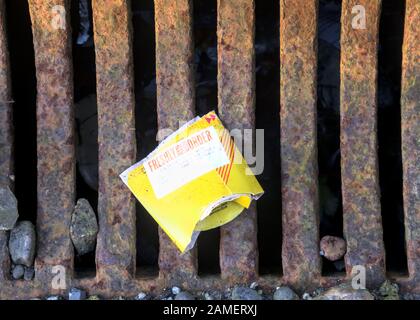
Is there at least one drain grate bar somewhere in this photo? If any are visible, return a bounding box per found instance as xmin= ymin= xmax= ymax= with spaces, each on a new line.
xmin=154 ymin=0 xmax=198 ymax=282
xmin=91 ymin=0 xmax=137 ymax=287
xmin=28 ymin=0 xmax=75 ymax=287
xmin=340 ymin=0 xmax=386 ymax=288
xmin=0 ymin=0 xmax=12 ymax=282
xmin=217 ymin=0 xmax=258 ymax=283
xmin=280 ymin=0 xmax=321 ymax=291
xmin=399 ymin=0 xmax=420 ymax=295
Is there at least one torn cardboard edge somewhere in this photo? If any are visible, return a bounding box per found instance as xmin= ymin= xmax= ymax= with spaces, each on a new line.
xmin=120 ymin=111 xmax=264 ymax=253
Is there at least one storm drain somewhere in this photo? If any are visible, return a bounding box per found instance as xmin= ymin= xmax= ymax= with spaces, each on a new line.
xmin=0 ymin=0 xmax=419 ymax=299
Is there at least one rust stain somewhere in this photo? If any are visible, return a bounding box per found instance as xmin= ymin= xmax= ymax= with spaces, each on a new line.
xmin=218 ymin=0 xmax=258 ymax=284
xmin=399 ymin=0 xmax=420 ymax=296
xmin=154 ymin=0 xmax=198 ymax=283
xmin=0 ymin=0 xmax=12 ymax=282
xmin=280 ymin=0 xmax=321 ymax=291
xmin=340 ymin=0 xmax=385 ymax=288
xmin=92 ymin=0 xmax=137 ymax=285
xmin=27 ymin=0 xmax=75 ymax=287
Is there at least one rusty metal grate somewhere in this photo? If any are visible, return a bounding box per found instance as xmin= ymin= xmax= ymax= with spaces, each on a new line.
xmin=0 ymin=0 xmax=419 ymax=299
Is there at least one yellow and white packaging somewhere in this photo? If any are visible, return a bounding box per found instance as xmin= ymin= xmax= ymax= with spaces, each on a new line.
xmin=120 ymin=111 xmax=264 ymax=253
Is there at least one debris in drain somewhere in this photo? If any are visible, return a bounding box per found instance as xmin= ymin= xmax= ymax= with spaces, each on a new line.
xmin=121 ymin=111 xmax=264 ymax=252
xmin=11 ymin=264 xmax=24 ymax=280
xmin=376 ymin=280 xmax=400 ymax=300
xmin=70 ymin=199 xmax=98 ymax=256
xmin=134 ymin=292 xmax=148 ymax=300
xmin=69 ymin=287 xmax=87 ymax=301
xmin=320 ymin=235 xmax=347 ymax=261
xmin=231 ymin=286 xmax=263 ymax=300
xmin=273 ymin=287 xmax=299 ymax=300
xmin=175 ymin=291 xmax=195 ymax=301
xmin=0 ymin=186 xmax=19 ymax=231
xmin=23 ymin=266 xmax=34 ymax=281
xmin=314 ymin=283 xmax=374 ymax=300
xmin=9 ymin=221 xmax=36 ymax=267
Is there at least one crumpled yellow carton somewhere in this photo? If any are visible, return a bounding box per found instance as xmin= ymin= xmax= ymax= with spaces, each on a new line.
xmin=120 ymin=111 xmax=264 ymax=253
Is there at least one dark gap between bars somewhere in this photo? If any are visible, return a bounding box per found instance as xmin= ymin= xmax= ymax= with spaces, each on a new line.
xmin=317 ymin=0 xmax=345 ymax=276
xmin=255 ymin=0 xmax=282 ymax=276
xmin=71 ymin=0 xmax=98 ymax=276
xmin=131 ymin=0 xmax=159 ymax=275
xmin=378 ymin=0 xmax=408 ymax=276
xmin=5 ymin=0 xmax=37 ymax=225
xmin=193 ymin=0 xmax=221 ymax=276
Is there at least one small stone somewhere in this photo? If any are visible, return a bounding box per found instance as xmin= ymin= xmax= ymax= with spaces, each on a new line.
xmin=70 ymin=199 xmax=98 ymax=255
xmin=11 ymin=264 xmax=24 ymax=280
xmin=378 ymin=280 xmax=399 ymax=300
xmin=273 ymin=287 xmax=299 ymax=300
xmin=250 ymin=282 xmax=258 ymax=290
xmin=47 ymin=296 xmax=63 ymax=300
xmin=320 ymin=235 xmax=347 ymax=261
xmin=314 ymin=284 xmax=374 ymax=300
xmin=9 ymin=221 xmax=36 ymax=267
xmin=135 ymin=292 xmax=147 ymax=300
xmin=204 ymin=293 xmax=214 ymax=300
xmin=0 ymin=187 xmax=19 ymax=230
xmin=231 ymin=286 xmax=263 ymax=300
xmin=24 ymin=266 xmax=35 ymax=281
xmin=302 ymin=293 xmax=312 ymax=300
xmin=171 ymin=286 xmax=181 ymax=295
xmin=87 ymin=295 xmax=100 ymax=300
xmin=175 ymin=291 xmax=195 ymax=300
xmin=69 ymin=288 xmax=87 ymax=300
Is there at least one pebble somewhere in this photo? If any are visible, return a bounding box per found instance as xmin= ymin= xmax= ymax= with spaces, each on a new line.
xmin=87 ymin=295 xmax=100 ymax=300
xmin=302 ymin=293 xmax=312 ymax=300
xmin=9 ymin=221 xmax=36 ymax=267
xmin=70 ymin=199 xmax=98 ymax=255
xmin=320 ymin=235 xmax=347 ymax=261
xmin=135 ymin=292 xmax=147 ymax=300
xmin=47 ymin=296 xmax=63 ymax=300
xmin=204 ymin=292 xmax=214 ymax=300
xmin=175 ymin=291 xmax=195 ymax=300
xmin=171 ymin=286 xmax=181 ymax=295
xmin=250 ymin=282 xmax=258 ymax=290
xmin=11 ymin=264 xmax=24 ymax=280
xmin=0 ymin=187 xmax=19 ymax=231
xmin=314 ymin=284 xmax=374 ymax=300
xmin=378 ymin=280 xmax=399 ymax=300
xmin=273 ymin=287 xmax=299 ymax=300
xmin=69 ymin=287 xmax=87 ymax=300
xmin=24 ymin=266 xmax=35 ymax=281
xmin=231 ymin=286 xmax=263 ymax=300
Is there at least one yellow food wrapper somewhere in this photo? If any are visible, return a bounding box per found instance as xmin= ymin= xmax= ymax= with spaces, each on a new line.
xmin=120 ymin=111 xmax=264 ymax=253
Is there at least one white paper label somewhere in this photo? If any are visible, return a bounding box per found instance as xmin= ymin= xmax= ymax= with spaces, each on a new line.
xmin=144 ymin=126 xmax=229 ymax=199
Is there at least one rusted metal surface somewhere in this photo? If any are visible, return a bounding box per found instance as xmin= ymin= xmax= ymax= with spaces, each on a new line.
xmin=399 ymin=0 xmax=420 ymax=296
xmin=280 ymin=0 xmax=321 ymax=291
xmin=0 ymin=0 xmax=419 ymax=300
xmin=217 ymin=0 xmax=258 ymax=283
xmin=92 ymin=0 xmax=137 ymax=288
xmin=0 ymin=0 xmax=11 ymax=282
xmin=27 ymin=0 xmax=75 ymax=288
xmin=154 ymin=0 xmax=198 ymax=282
xmin=340 ymin=0 xmax=385 ymax=288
